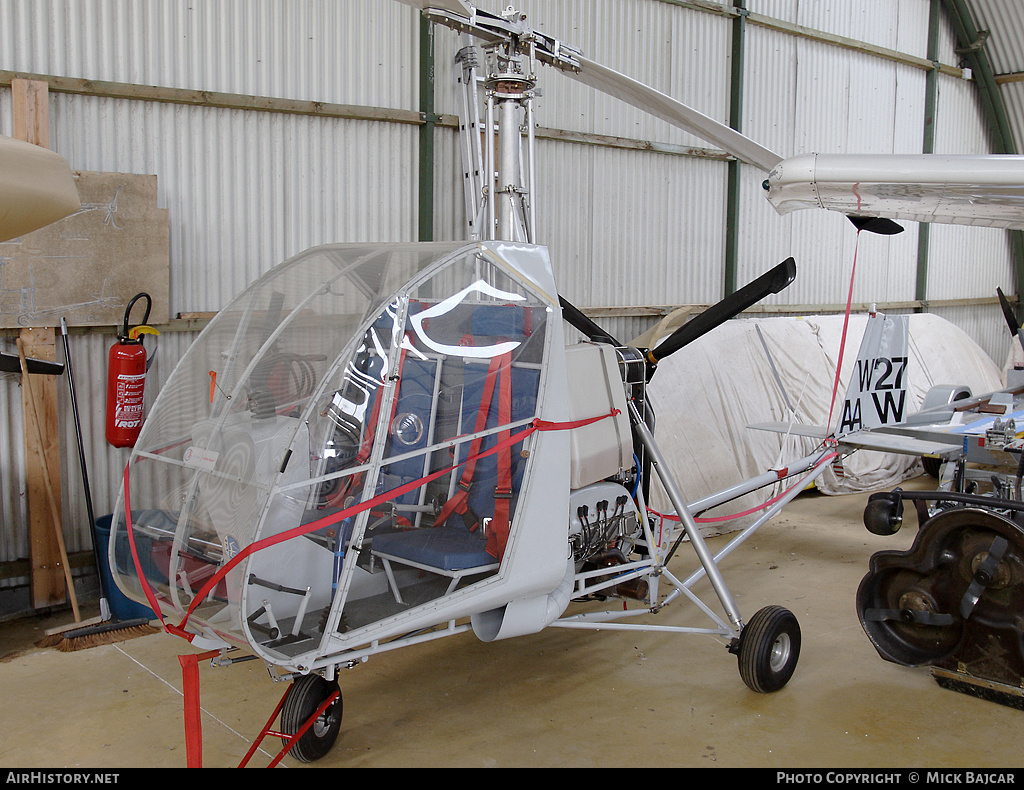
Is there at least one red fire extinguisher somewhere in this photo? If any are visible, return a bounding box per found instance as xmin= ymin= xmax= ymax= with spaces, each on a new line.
xmin=105 ymin=293 xmax=159 ymax=448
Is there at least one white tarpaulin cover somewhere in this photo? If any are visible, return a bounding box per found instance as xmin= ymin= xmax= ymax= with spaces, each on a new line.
xmin=640 ymin=312 xmax=1004 ymax=534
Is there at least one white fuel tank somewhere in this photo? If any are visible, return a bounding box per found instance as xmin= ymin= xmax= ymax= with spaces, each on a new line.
xmin=564 ymin=342 xmax=633 ymax=489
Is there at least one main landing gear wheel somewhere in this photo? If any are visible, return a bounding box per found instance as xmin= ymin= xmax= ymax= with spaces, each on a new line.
xmin=280 ymin=674 xmax=343 ymax=763
xmin=735 ymin=605 xmax=801 ymax=693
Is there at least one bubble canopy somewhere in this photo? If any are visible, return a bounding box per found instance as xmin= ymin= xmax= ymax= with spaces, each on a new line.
xmin=110 ymin=241 xmax=571 ymax=670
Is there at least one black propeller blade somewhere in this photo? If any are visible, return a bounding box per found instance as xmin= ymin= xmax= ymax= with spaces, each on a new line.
xmin=558 ymin=295 xmax=622 ymax=347
xmin=847 ymin=215 xmax=904 ymax=235
xmin=644 ymin=257 xmax=797 ymax=378
xmin=997 ymin=287 xmax=1021 ymax=338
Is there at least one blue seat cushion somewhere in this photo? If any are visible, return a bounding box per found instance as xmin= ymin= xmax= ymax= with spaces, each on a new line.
xmin=372 ymin=527 xmax=494 ymax=571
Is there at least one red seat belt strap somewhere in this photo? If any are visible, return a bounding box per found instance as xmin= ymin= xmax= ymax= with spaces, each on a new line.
xmin=435 ymin=353 xmax=508 ymax=527
xmin=178 ymin=649 xmax=220 ymax=768
xmin=487 ymin=351 xmax=513 ymax=560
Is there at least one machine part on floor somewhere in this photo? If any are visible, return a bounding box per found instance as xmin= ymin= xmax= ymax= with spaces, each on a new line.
xmin=931 ymin=666 xmax=1024 ymax=711
xmin=857 ymin=505 xmax=1024 ymax=707
xmin=36 ymin=319 xmax=159 ymax=651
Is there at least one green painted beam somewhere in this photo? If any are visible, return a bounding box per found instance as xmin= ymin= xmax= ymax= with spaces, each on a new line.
xmin=916 ymin=0 xmax=941 ymax=306
xmin=418 ymin=18 xmax=437 ymax=242
xmin=942 ymin=0 xmax=1024 ymax=323
xmin=724 ymin=1 xmax=748 ymax=297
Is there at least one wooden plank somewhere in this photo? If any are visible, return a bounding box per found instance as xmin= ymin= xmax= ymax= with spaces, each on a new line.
xmin=12 ymin=78 xmax=67 ymax=611
xmin=21 ymin=326 xmax=65 ymax=610
xmin=1 ymin=70 xmax=423 ymax=126
xmin=0 ymin=171 xmax=170 ymax=328
xmin=18 ymin=335 xmax=77 ymax=620
xmin=12 ymin=77 xmax=49 ymax=148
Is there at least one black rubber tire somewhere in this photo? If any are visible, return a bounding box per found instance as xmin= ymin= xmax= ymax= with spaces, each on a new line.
xmin=921 ymin=455 xmax=942 ymax=478
xmin=863 ymin=497 xmax=903 ymax=536
xmin=280 ymin=674 xmax=343 ymax=763
xmin=738 ymin=605 xmax=801 ymax=693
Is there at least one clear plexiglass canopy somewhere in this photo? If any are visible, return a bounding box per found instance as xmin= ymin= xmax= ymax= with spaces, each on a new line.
xmin=110 ymin=241 xmax=560 ymax=669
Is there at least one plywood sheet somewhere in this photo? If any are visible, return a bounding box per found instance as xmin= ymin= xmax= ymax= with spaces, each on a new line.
xmin=0 ymin=170 xmax=169 ymax=328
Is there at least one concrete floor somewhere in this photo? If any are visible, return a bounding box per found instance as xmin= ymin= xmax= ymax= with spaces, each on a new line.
xmin=1 ymin=475 xmax=1022 ymax=769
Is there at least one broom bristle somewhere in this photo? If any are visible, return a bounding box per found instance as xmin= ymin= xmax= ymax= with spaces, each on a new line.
xmin=36 ymin=620 xmax=161 ymax=651
xmin=56 ymin=623 xmax=161 ymax=651
xmin=34 ymin=633 xmax=67 ymax=649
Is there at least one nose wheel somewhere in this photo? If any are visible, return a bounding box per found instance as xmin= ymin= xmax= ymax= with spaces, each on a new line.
xmin=280 ymin=674 xmax=343 ymax=763
xmin=733 ymin=605 xmax=802 ymax=693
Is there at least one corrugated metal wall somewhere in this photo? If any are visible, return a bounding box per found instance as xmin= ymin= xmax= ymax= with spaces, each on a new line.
xmin=0 ymin=0 xmax=1016 ymax=614
xmin=0 ymin=0 xmax=424 ymax=608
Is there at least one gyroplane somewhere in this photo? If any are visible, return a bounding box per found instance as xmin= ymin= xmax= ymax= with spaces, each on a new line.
xmin=106 ymin=1 xmax=1024 ymax=765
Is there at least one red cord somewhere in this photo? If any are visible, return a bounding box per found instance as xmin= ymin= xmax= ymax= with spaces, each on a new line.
xmin=825 ymin=229 xmax=863 ymax=437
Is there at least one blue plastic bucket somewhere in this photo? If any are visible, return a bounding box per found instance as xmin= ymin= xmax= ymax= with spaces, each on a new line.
xmin=94 ymin=515 xmax=155 ymax=621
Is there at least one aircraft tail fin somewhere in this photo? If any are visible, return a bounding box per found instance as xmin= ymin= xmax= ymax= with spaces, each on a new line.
xmin=833 ymin=312 xmax=910 ymax=437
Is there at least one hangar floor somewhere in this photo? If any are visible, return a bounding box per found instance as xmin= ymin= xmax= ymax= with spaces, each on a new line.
xmin=1 ymin=475 xmax=1021 ymax=770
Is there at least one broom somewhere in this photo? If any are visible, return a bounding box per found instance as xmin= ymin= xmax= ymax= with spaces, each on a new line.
xmin=35 ymin=319 xmax=159 ymax=651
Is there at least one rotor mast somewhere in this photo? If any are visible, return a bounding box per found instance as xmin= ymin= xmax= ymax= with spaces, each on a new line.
xmin=434 ymin=4 xmax=576 ymax=243
xmin=483 ymin=20 xmax=537 ymax=243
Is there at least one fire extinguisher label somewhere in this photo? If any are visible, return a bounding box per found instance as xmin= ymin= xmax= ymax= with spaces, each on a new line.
xmin=113 ymin=373 xmax=146 ymax=428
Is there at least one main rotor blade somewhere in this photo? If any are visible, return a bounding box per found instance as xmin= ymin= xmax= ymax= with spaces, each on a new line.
xmin=392 ymin=0 xmax=474 ymax=15
xmin=646 ymin=257 xmax=796 ymax=372
xmin=404 ymin=2 xmax=781 ymax=170
xmin=567 ymin=55 xmax=783 ymax=172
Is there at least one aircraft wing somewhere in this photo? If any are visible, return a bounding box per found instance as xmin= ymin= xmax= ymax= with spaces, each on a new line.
xmin=748 ymin=420 xmax=830 ymax=441
xmin=0 ymin=135 xmax=81 ymax=242
xmin=748 ymin=420 xmax=961 ymax=459
xmin=764 ymin=153 xmax=1024 ymax=230
xmin=834 ymin=430 xmax=960 ymax=458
